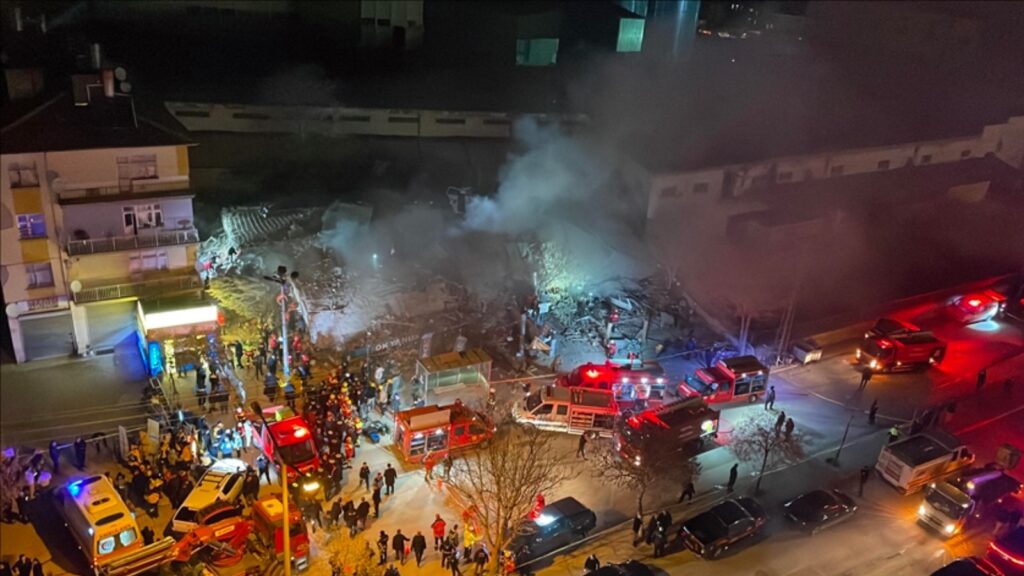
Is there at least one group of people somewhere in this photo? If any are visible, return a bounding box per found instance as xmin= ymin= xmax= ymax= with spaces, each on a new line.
xmin=0 ymin=555 xmax=44 ymax=576
xmin=632 ymin=510 xmax=674 ymax=558
xmin=377 ymin=516 xmax=495 ymax=576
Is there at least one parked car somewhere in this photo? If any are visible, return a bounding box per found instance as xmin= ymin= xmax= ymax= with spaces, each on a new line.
xmin=679 ymin=497 xmax=767 ymax=558
xmin=588 ymin=561 xmax=654 ymax=576
xmin=929 ymin=557 xmax=1005 ymax=576
xmin=170 ymin=458 xmax=247 ymax=534
xmin=512 ymin=497 xmax=597 ymax=566
xmin=948 ymin=292 xmax=1005 ymax=324
xmin=784 ymin=489 xmax=857 ymax=534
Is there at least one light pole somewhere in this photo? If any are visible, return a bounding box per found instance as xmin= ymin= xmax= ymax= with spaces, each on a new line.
xmin=828 ymin=412 xmax=856 ymax=466
xmin=264 ymin=266 xmax=299 ymax=379
xmin=252 ymin=401 xmax=292 ymax=576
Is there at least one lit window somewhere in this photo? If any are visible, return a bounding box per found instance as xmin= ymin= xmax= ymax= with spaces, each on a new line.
xmin=26 ymin=263 xmax=54 ymax=288
xmin=17 ymin=213 xmax=47 ymax=239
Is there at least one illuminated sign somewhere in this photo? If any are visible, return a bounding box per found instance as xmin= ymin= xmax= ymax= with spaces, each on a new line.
xmin=142 ymin=305 xmax=218 ymax=331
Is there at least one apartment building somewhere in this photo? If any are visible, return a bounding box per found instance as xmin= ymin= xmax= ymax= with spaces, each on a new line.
xmin=1 ymin=92 xmax=201 ymax=362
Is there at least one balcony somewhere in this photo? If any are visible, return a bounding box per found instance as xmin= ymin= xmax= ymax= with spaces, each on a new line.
xmin=72 ymin=274 xmax=202 ymax=304
xmin=67 ymin=228 xmax=200 ymax=256
xmin=56 ymin=176 xmax=190 ymax=204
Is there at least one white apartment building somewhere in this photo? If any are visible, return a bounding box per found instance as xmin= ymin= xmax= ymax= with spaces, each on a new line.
xmin=1 ymin=93 xmax=201 ymax=362
xmin=642 ymin=115 xmax=1024 ymax=233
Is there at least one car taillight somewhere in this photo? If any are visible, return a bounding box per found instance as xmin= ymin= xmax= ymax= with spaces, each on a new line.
xmin=990 ymin=541 xmax=1024 ymax=566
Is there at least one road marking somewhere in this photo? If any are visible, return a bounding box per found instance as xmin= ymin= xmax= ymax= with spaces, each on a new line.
xmin=954 ymin=402 xmax=1024 ymax=434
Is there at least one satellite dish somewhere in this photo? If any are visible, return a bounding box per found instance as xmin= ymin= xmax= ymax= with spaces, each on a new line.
xmin=70 ymin=280 xmax=83 ymax=293
xmin=5 ymin=303 xmax=18 ymax=318
xmin=119 ymin=81 xmax=132 ymax=93
xmin=114 ymin=67 xmax=128 ymax=81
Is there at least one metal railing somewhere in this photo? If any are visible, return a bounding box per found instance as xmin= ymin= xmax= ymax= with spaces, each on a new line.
xmin=72 ymin=274 xmax=202 ymax=304
xmin=67 ymin=228 xmax=200 ymax=256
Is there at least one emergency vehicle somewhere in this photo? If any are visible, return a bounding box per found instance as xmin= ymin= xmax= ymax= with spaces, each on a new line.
xmin=614 ymin=396 xmax=719 ymax=466
xmin=679 ymin=356 xmax=769 ymax=404
xmin=557 ymin=362 xmax=670 ymax=407
xmin=947 ymin=290 xmax=1007 ymax=324
xmin=393 ymin=401 xmax=495 ymax=463
xmin=514 ymin=386 xmax=619 ymax=436
xmin=251 ymin=406 xmax=322 ymax=493
xmin=918 ymin=467 xmax=1021 ymax=538
xmin=57 ymin=475 xmax=143 ymax=573
xmin=876 ymin=428 xmax=975 ymax=494
xmin=856 ymin=330 xmax=946 ymax=372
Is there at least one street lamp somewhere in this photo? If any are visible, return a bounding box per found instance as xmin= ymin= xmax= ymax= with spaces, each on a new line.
xmin=252 ymin=401 xmax=292 ymax=576
xmin=264 ymin=266 xmax=299 ymax=379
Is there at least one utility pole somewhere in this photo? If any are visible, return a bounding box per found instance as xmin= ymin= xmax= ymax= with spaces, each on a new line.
xmin=264 ymin=266 xmax=299 ymax=379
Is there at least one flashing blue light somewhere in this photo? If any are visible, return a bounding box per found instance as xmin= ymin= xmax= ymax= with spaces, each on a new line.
xmin=147 ymin=341 xmax=164 ymax=377
xmin=967 ymin=320 xmax=1001 ymax=333
xmin=68 ymin=480 xmax=84 ymax=497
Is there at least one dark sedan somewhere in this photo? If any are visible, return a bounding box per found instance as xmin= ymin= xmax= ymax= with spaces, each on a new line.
xmin=588 ymin=561 xmax=655 ymax=576
xmin=784 ymin=489 xmax=857 ymax=534
xmin=679 ymin=497 xmax=767 ymax=559
xmin=512 ymin=497 xmax=597 ymax=566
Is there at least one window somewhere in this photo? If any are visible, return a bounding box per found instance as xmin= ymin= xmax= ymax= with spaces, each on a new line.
xmin=960 ymin=149 xmax=972 ymax=159
xmin=777 ymin=171 xmax=793 ymax=182
xmin=877 ymin=160 xmax=890 ymax=170
xmin=920 ymin=154 xmax=932 ymax=164
xmin=532 ymin=404 xmax=553 ymax=416
xmin=26 ymin=263 xmax=54 ymax=288
xmin=555 ymin=405 xmax=568 ymax=416
xmin=7 ymin=161 xmax=39 ymax=188
xmin=829 ymin=165 xmax=844 ymax=177
xmin=660 ymin=186 xmax=680 ymax=198
xmin=616 ymin=18 xmax=645 ymax=52
xmin=128 ymin=204 xmax=163 ymax=230
xmin=692 ymin=182 xmax=709 ymax=194
xmin=17 ymin=213 xmax=46 ymax=239
xmin=117 ymin=155 xmax=158 ymax=191
xmin=516 ymin=38 xmax=559 ymax=67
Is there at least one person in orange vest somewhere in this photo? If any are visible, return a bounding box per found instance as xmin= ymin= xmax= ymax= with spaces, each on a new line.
xmin=344 ymin=437 xmax=355 ymax=460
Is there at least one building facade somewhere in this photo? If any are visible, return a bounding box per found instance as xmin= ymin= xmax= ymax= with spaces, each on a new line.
xmin=1 ymin=95 xmax=200 ymax=362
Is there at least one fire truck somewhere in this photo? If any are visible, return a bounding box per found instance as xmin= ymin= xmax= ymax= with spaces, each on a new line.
xmin=557 ymin=362 xmax=670 ymax=408
xmin=614 ymin=396 xmax=719 ymax=466
xmin=251 ymin=406 xmax=322 ymax=494
xmin=393 ymin=401 xmax=495 ymax=463
xmin=856 ymin=328 xmax=946 ymax=373
xmin=679 ymin=356 xmax=769 ymax=404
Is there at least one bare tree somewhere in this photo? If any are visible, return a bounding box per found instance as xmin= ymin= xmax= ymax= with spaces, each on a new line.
xmin=589 ymin=438 xmax=701 ymax=515
xmin=730 ymin=412 xmax=805 ymax=492
xmin=307 ymin=524 xmax=378 ymax=576
xmin=447 ymin=423 xmax=578 ymax=573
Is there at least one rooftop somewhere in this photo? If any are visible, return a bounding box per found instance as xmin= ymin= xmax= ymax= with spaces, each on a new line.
xmin=1 ymin=92 xmax=192 ymax=155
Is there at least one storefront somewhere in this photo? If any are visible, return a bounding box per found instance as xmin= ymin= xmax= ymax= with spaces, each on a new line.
xmin=138 ymin=296 xmax=221 ymax=378
xmin=414 ymin=348 xmax=492 ymax=393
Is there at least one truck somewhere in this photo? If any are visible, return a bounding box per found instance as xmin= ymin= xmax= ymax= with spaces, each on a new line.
xmin=857 ymin=317 xmax=946 ymax=372
xmin=557 ymin=362 xmax=670 ymax=408
xmin=513 ymin=386 xmax=619 ymax=437
xmin=876 ymin=428 xmax=975 ymax=494
xmin=918 ymin=466 xmax=1022 ymax=537
xmin=393 ymin=400 xmax=495 ymax=463
xmin=614 ymin=396 xmax=719 ymax=466
xmin=250 ymin=405 xmax=322 ymax=495
xmin=678 ymin=356 xmax=769 ymax=405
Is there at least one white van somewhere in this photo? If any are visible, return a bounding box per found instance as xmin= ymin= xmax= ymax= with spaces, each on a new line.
xmin=171 ymin=458 xmax=247 ymax=534
xmin=57 ymin=475 xmax=142 ymax=573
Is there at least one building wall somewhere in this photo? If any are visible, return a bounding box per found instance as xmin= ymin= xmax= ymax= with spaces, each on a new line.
xmin=65 ymin=246 xmax=194 ymax=287
xmin=46 ymin=145 xmax=187 ymax=192
xmin=645 ymin=115 xmax=1024 ymax=224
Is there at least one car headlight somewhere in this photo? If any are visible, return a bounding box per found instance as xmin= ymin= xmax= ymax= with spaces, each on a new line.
xmin=869 ymin=359 xmax=878 ymax=370
xmin=918 ymin=505 xmax=926 ymax=515
xmin=944 ymin=523 xmax=956 ymax=534
xmin=302 ymin=480 xmax=320 ymax=493
xmin=855 ymin=349 xmax=862 ymax=358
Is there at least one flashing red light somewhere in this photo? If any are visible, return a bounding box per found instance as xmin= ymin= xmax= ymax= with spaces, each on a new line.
xmin=627 ymin=416 xmax=641 ymax=429
xmin=585 ymin=369 xmax=600 ymax=379
xmin=967 ymin=298 xmax=983 ymax=308
xmin=878 ymin=338 xmax=893 ymax=348
xmin=990 ymin=541 xmax=1024 ymax=566
xmin=293 ymin=426 xmax=309 ymax=439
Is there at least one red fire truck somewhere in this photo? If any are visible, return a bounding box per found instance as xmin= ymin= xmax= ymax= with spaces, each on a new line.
xmin=856 ymin=330 xmax=946 ymax=372
xmin=679 ymin=356 xmax=770 ymax=404
xmin=393 ymin=401 xmax=495 ymax=463
xmin=557 ymin=362 xmax=670 ymax=408
xmin=615 ymin=396 xmax=720 ymax=466
xmin=252 ymin=406 xmax=322 ymax=492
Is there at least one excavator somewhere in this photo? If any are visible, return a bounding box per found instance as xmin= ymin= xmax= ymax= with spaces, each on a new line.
xmin=101 ymin=496 xmax=306 ymax=576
